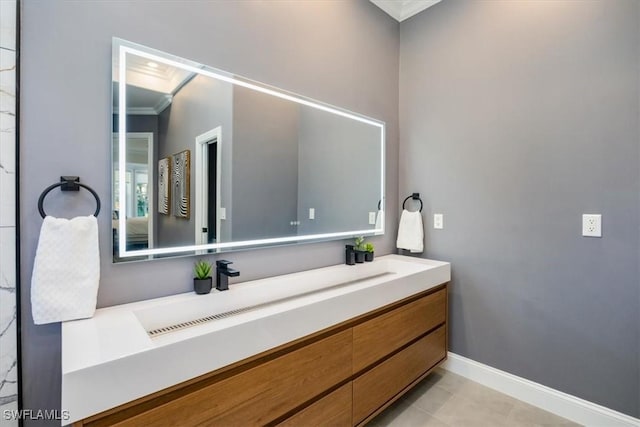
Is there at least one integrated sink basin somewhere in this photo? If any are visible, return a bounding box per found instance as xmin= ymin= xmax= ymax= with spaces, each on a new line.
xmin=134 ymin=260 xmax=403 ymax=339
xmin=62 ymin=255 xmax=450 ymax=424
xmin=138 ymin=270 xmax=394 ymax=337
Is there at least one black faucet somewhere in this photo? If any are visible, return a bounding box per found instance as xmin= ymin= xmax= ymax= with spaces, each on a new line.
xmin=216 ymin=260 xmax=240 ymax=291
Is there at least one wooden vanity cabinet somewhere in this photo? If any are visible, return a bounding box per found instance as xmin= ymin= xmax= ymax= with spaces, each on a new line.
xmin=352 ymin=288 xmax=446 ymax=374
xmin=278 ymin=383 xmax=353 ymax=427
xmin=353 ymin=326 xmax=446 ymax=425
xmin=75 ymin=284 xmax=447 ymax=427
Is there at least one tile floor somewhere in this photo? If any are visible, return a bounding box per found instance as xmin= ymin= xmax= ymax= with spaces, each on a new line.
xmin=370 ymin=368 xmax=581 ymax=427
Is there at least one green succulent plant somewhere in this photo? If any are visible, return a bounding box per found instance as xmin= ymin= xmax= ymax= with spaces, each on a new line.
xmin=194 ymin=260 xmax=213 ymax=279
xmin=354 ymin=236 xmax=366 ymax=251
xmin=364 ymin=243 xmax=374 ymax=253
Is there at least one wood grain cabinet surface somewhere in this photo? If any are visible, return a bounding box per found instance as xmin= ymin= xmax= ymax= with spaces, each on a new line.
xmin=353 ymin=288 xmax=446 ymax=374
xmin=75 ymin=284 xmax=447 ymax=427
xmin=278 ymin=383 xmax=353 ymax=427
xmin=353 ymin=326 xmax=446 ymax=425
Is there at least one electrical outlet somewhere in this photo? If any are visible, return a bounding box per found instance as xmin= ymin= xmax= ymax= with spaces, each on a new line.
xmin=582 ymin=214 xmax=601 ymax=237
xmin=369 ymin=212 xmax=376 ymax=225
xmin=309 ymin=208 xmax=315 ymax=220
xmin=434 ymin=213 xmax=444 ymax=229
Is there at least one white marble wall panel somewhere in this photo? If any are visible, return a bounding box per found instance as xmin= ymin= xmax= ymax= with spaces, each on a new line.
xmin=0 ymin=47 xmax=16 ymax=228
xmin=0 ymin=228 xmax=17 ymax=408
xmin=0 ymin=1 xmax=16 ymax=51
xmin=0 ymin=1 xmax=18 ymax=426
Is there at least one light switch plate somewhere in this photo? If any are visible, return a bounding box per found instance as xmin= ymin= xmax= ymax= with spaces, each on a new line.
xmin=434 ymin=213 xmax=443 ymax=229
xmin=309 ymin=208 xmax=315 ymax=220
xmin=582 ymin=214 xmax=601 ymax=237
xmin=220 ymin=207 xmax=226 ymax=220
xmin=369 ymin=212 xmax=376 ymax=225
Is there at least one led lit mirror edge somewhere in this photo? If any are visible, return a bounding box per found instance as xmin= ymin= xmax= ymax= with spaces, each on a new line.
xmin=112 ymin=229 xmax=385 ymax=264
xmin=112 ymin=37 xmax=386 ymax=261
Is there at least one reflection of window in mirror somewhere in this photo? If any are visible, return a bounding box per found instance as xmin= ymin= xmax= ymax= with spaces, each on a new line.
xmin=135 ymin=171 xmax=148 ymax=217
xmin=125 ymin=171 xmax=133 ymax=217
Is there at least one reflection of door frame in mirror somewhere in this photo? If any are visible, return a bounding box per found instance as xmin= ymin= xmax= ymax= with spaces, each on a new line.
xmin=195 ymin=127 xmax=222 ymax=254
xmin=113 ymin=132 xmax=154 ymax=251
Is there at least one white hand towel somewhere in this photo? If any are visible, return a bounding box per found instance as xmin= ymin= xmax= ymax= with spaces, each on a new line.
xmin=375 ymin=209 xmax=384 ymax=230
xmin=31 ymin=215 xmax=100 ymax=325
xmin=396 ymin=209 xmax=424 ymax=253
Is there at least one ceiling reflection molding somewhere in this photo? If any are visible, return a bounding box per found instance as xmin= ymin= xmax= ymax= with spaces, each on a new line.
xmin=370 ymin=0 xmax=442 ymax=22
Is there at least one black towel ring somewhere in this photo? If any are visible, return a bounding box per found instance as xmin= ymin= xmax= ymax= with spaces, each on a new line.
xmin=38 ymin=176 xmax=101 ymax=218
xmin=402 ymin=193 xmax=423 ymax=212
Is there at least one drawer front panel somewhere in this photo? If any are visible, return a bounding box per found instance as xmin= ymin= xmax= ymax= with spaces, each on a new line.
xmin=353 ymin=326 xmax=446 ymax=424
xmin=278 ymin=382 xmax=352 ymax=427
xmin=353 ymin=288 xmax=445 ymax=373
xmin=112 ymin=329 xmax=353 ymax=427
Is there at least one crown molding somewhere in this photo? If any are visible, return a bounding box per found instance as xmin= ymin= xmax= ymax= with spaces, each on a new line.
xmin=370 ymin=0 xmax=442 ymax=22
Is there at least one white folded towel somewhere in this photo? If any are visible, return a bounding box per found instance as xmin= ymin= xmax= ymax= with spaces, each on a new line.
xmin=31 ymin=216 xmax=100 ymax=325
xmin=375 ymin=209 xmax=384 ymax=231
xmin=396 ymin=209 xmax=424 ymax=253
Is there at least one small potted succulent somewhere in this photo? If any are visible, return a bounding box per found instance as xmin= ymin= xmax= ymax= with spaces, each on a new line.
xmin=193 ymin=260 xmax=213 ymax=294
xmin=364 ymin=242 xmax=375 ymax=262
xmin=354 ymin=236 xmax=366 ymax=263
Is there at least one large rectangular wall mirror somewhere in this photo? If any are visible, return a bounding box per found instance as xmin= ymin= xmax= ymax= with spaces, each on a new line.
xmin=112 ymin=38 xmax=385 ymax=261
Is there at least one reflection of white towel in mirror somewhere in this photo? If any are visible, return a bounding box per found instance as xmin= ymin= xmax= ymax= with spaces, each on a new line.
xmin=375 ymin=209 xmax=384 ymax=230
xmin=396 ymin=209 xmax=423 ymax=253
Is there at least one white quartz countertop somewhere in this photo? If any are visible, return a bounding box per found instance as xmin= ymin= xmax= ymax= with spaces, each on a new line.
xmin=61 ymin=254 xmax=450 ymax=423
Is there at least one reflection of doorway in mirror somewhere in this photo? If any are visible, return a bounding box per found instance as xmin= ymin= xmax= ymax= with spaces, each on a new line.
xmin=112 ymin=132 xmax=154 ymax=250
xmin=195 ymin=127 xmax=222 ymax=252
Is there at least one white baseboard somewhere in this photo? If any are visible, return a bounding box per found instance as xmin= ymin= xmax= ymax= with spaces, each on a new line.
xmin=442 ymin=352 xmax=640 ymax=427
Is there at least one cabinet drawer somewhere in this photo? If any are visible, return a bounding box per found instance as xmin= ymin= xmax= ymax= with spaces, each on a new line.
xmin=278 ymin=382 xmax=352 ymax=427
xmin=353 ymin=288 xmax=445 ymax=373
xmin=112 ymin=329 xmax=353 ymax=427
xmin=353 ymin=326 xmax=446 ymax=424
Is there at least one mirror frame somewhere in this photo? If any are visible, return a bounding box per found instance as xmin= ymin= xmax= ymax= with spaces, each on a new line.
xmin=113 ymin=38 xmax=385 ymax=259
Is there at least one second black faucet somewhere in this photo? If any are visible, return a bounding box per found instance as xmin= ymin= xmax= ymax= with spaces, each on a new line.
xmin=216 ymin=260 xmax=240 ymax=291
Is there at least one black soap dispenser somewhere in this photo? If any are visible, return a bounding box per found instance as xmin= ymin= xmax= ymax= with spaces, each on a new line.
xmin=345 ymin=245 xmax=356 ymax=266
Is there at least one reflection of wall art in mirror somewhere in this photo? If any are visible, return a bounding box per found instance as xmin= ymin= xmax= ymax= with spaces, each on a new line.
xmin=158 ymin=157 xmax=171 ymax=215
xmin=172 ymin=150 xmax=190 ymax=219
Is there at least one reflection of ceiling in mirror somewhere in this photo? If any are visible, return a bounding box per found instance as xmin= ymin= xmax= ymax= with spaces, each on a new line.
xmin=125 ymin=53 xmax=193 ymax=94
xmin=126 ymin=138 xmax=149 ymax=156
xmin=111 ymin=136 xmax=149 ymax=166
xmin=113 ymin=51 xmax=195 ymax=113
xmin=112 ymin=84 xmax=172 ymax=115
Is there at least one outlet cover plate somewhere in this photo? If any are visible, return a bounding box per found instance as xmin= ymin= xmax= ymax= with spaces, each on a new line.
xmin=582 ymin=214 xmax=601 ymax=237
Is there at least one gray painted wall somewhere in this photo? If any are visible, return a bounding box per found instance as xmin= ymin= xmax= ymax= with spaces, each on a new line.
xmin=399 ymin=0 xmax=639 ymax=417
xmin=231 ymin=86 xmax=299 ymax=240
xmin=157 ymin=74 xmax=233 ymax=247
xmin=19 ymin=1 xmax=399 ymax=423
